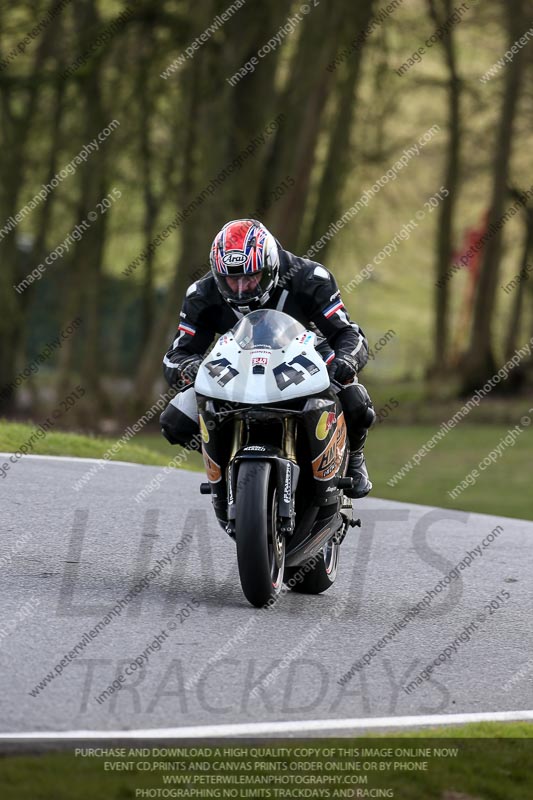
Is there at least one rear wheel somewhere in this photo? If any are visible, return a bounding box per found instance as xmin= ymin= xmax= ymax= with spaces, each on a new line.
xmin=235 ymin=461 xmax=285 ymax=608
xmin=284 ymin=537 xmax=340 ymax=594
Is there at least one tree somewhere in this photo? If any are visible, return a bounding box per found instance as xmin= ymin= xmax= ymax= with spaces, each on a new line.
xmin=306 ymin=0 xmax=375 ymax=256
xmin=426 ymin=0 xmax=462 ymax=373
xmin=0 ymin=1 xmax=64 ymax=413
xmin=459 ymin=0 xmax=527 ymax=393
xmin=504 ymin=187 xmax=533 ymax=363
xmin=266 ymin=0 xmax=363 ymax=251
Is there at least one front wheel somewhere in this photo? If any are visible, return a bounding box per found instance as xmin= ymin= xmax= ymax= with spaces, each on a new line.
xmin=284 ymin=538 xmax=340 ymax=594
xmin=235 ymin=461 xmax=285 ymax=608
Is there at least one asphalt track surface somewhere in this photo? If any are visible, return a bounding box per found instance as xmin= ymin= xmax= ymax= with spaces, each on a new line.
xmin=1 ymin=454 xmax=532 ymax=736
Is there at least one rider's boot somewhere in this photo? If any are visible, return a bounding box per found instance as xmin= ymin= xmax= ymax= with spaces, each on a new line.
xmin=344 ymin=429 xmax=372 ymax=499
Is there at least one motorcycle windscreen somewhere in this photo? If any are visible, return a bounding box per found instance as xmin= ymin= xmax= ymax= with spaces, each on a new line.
xmin=232 ymin=309 xmax=305 ymax=350
xmin=195 ymin=309 xmax=330 ymax=403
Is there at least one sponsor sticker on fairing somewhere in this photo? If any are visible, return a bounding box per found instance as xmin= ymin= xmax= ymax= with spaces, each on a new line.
xmin=199 ymin=415 xmax=210 ymax=444
xmin=312 ymin=413 xmax=347 ymax=480
xmin=315 ymin=410 xmax=337 ymax=440
xmin=202 ymin=449 xmax=222 ymax=483
xmin=251 ymin=347 xmax=271 ymax=368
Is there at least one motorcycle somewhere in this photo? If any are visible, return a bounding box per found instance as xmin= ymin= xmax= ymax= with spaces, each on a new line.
xmin=194 ymin=309 xmax=360 ymax=608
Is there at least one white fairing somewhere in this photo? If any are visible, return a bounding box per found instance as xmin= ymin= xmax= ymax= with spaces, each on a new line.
xmin=194 ymin=310 xmax=330 ymax=403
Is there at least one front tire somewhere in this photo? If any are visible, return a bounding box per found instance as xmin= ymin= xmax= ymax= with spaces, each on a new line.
xmin=235 ymin=461 xmax=285 ymax=608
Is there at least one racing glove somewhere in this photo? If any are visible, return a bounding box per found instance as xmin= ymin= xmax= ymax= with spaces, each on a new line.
xmin=328 ymin=354 xmax=358 ymax=385
xmin=178 ymin=355 xmax=203 ymax=386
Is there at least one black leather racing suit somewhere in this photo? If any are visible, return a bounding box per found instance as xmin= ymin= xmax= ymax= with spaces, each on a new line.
xmin=160 ymin=248 xmax=375 ymax=449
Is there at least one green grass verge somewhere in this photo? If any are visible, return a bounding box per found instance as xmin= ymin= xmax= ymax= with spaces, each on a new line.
xmin=2 ymin=419 xmax=531 ymax=520
xmin=369 ymin=423 xmax=533 ymax=521
xmin=0 ymin=725 xmax=531 ymax=799
xmin=0 ymin=420 xmax=203 ymax=473
xmin=115 ymin=423 xmax=533 ymax=521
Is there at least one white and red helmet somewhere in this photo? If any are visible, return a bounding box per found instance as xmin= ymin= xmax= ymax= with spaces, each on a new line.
xmin=210 ymin=219 xmax=280 ymax=310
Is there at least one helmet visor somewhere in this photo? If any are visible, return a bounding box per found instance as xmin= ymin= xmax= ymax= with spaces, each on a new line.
xmin=214 ymin=267 xmax=272 ymax=305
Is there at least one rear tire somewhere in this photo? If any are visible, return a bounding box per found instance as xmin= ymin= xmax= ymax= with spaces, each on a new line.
xmin=235 ymin=461 xmax=285 ymax=608
xmin=284 ymin=538 xmax=340 ymax=594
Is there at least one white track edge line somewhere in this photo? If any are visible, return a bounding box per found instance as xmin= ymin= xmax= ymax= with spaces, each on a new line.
xmin=0 ymin=453 xmax=157 ymax=468
xmin=1 ymin=710 xmax=532 ymax=739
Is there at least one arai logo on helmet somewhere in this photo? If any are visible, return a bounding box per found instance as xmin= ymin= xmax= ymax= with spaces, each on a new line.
xmin=223 ymin=250 xmax=247 ymax=267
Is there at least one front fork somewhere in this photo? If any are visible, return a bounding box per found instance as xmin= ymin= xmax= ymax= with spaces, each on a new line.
xmin=226 ymin=415 xmax=300 ymax=538
xmin=228 ymin=415 xmax=296 ymax=459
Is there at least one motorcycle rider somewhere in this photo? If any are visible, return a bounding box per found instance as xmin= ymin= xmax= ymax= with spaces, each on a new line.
xmin=160 ymin=219 xmax=375 ymax=499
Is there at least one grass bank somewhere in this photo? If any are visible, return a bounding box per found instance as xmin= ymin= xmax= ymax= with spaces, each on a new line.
xmin=0 ymin=724 xmax=531 ymax=799
xmin=1 ymin=419 xmax=531 ymax=520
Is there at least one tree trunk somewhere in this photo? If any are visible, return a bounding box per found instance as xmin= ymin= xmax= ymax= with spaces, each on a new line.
xmin=266 ymin=2 xmax=348 ymax=251
xmin=307 ymin=0 xmax=375 ymax=255
xmin=137 ymin=30 xmax=158 ymax=342
xmin=504 ymin=206 xmax=533 ymax=360
xmin=427 ymin=0 xmax=461 ymax=373
xmin=131 ymin=0 xmax=288 ymax=407
xmin=0 ymin=0 xmax=63 ymax=412
xmin=74 ymin=0 xmax=110 ymax=413
xmin=133 ymin=48 xmax=204 ymax=407
xmin=459 ymin=0 xmax=526 ymax=393
xmin=226 ymin=0 xmax=287 ymax=217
